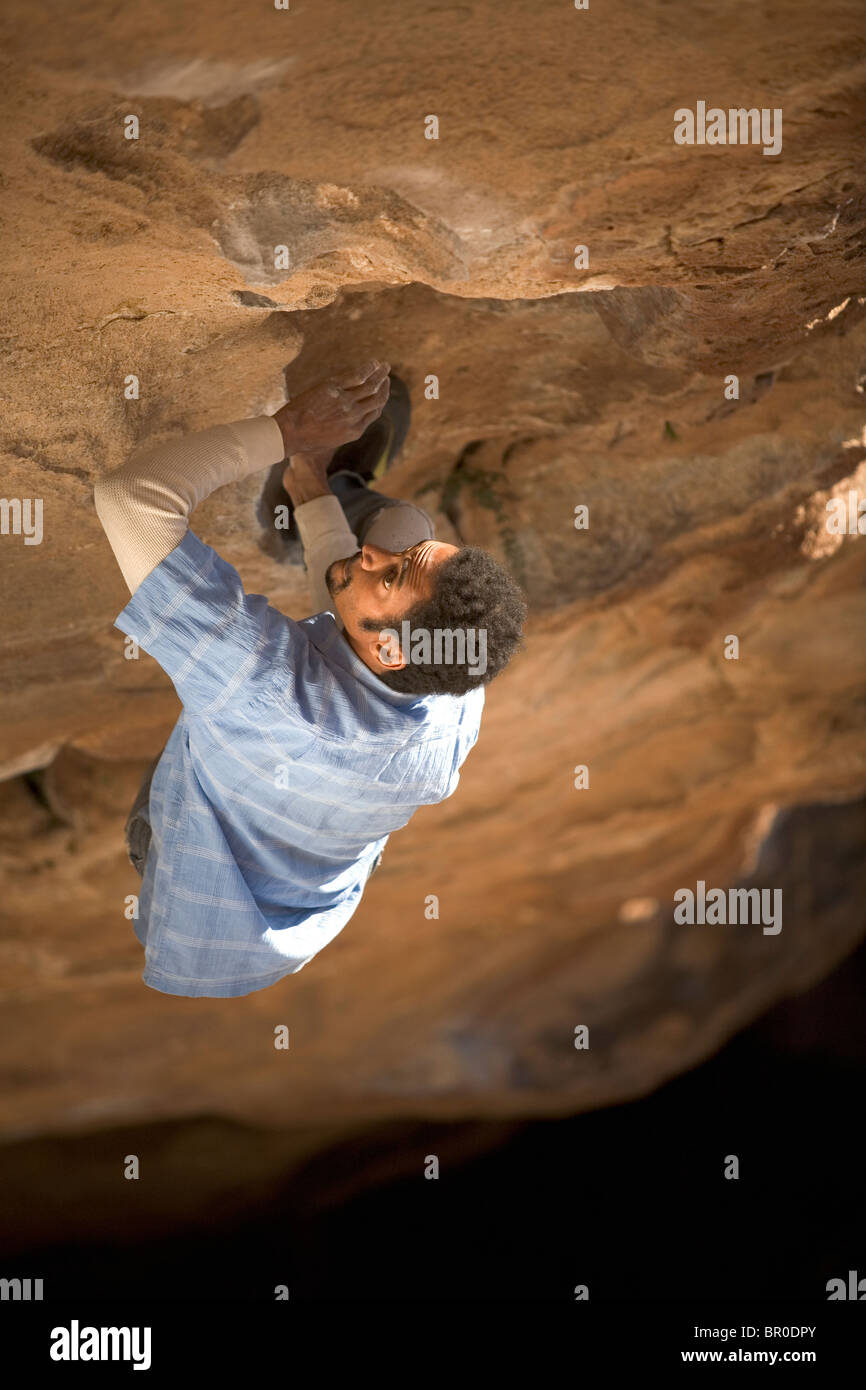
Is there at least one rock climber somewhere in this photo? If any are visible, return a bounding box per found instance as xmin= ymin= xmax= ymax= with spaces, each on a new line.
xmin=93 ymin=359 xmax=526 ymax=997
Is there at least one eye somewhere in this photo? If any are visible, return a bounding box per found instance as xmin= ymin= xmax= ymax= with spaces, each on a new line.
xmin=383 ymin=567 xmax=398 ymax=591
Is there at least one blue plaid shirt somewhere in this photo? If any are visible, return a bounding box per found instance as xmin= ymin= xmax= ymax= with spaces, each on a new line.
xmin=115 ymin=530 xmax=484 ymax=997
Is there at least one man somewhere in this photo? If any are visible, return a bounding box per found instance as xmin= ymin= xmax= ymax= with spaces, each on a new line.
xmin=94 ymin=359 xmax=527 ymax=998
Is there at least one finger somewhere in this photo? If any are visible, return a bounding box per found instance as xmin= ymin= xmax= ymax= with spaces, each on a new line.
xmin=337 ymin=359 xmax=378 ymax=388
xmin=355 ymin=402 xmax=385 ymax=432
xmin=354 ymin=374 xmax=391 ymax=408
xmin=342 ymin=359 xmax=390 ymax=394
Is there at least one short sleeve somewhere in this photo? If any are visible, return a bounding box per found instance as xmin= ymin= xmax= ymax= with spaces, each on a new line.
xmin=114 ymin=529 xmax=297 ymax=716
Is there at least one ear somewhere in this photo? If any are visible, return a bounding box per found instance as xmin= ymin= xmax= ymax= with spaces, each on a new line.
xmin=370 ymin=628 xmax=407 ymax=671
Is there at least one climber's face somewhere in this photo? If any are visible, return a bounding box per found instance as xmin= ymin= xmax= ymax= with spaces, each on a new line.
xmin=326 ymin=539 xmax=458 ymax=674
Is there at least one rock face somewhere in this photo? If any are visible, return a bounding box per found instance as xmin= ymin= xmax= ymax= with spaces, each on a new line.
xmin=1 ymin=0 xmax=865 ymax=1142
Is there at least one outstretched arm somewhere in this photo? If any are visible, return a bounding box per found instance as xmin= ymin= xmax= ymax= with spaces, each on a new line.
xmin=94 ymin=416 xmax=283 ymax=594
xmin=94 ymin=360 xmax=390 ymax=595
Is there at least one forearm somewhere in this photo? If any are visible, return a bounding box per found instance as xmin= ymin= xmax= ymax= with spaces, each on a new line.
xmin=94 ymin=416 xmax=285 ymax=594
xmin=94 ymin=357 xmax=388 ymax=597
xmin=293 ymin=493 xmax=358 ymax=623
xmin=281 ymin=452 xmax=355 ymax=621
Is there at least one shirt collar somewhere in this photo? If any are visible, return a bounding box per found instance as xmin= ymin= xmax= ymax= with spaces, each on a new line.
xmin=305 ymin=613 xmax=430 ymax=707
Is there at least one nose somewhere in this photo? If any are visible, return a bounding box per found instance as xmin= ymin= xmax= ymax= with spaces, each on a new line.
xmin=360 ymin=544 xmax=395 ymax=570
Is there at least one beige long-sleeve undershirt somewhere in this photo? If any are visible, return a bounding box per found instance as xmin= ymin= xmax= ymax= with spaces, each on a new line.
xmin=93 ymin=415 xmax=357 ymax=625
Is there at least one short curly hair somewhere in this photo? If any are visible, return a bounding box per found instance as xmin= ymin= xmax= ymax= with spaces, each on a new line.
xmin=360 ymin=545 xmax=528 ymax=696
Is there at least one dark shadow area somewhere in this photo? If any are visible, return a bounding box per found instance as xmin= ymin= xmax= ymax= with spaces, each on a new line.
xmin=2 ymin=937 xmax=863 ymax=1302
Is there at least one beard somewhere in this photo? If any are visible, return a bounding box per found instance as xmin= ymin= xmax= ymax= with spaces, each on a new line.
xmin=326 ymin=552 xmax=360 ymax=596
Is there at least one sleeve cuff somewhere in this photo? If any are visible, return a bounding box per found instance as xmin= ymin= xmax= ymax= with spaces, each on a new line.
xmin=293 ymin=493 xmax=357 ymax=547
xmin=225 ymin=416 xmax=286 ymax=474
